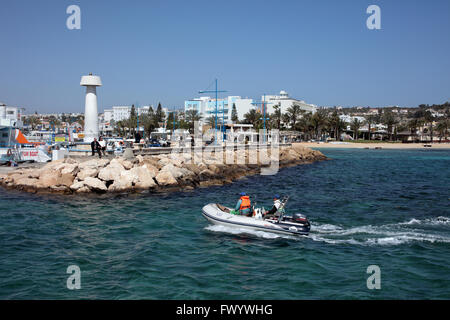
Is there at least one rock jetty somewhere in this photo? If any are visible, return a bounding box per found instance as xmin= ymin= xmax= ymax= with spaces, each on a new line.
xmin=0 ymin=145 xmax=326 ymax=195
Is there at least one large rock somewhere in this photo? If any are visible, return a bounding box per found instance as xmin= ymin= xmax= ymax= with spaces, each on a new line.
xmin=155 ymin=170 xmax=178 ymax=186
xmin=98 ymin=159 xmax=125 ymax=181
xmin=14 ymin=177 xmax=40 ymax=188
xmin=159 ymin=164 xmax=192 ymax=180
xmin=19 ymin=168 xmax=41 ymax=179
xmin=38 ymin=170 xmax=60 ymax=188
xmin=77 ymin=167 xmax=99 ymax=180
xmin=41 ymin=159 xmax=65 ymax=170
xmin=117 ymin=158 xmax=133 ymax=170
xmin=78 ymin=158 xmax=110 ymax=171
xmin=108 ymin=170 xmax=138 ymax=191
xmin=141 ymin=157 xmax=161 ymax=170
xmin=70 ymin=180 xmax=85 ymax=191
xmin=83 ymin=177 xmax=107 ymax=192
xmin=56 ymin=173 xmax=75 ymax=187
xmin=64 ymin=158 xmax=78 ymax=164
xmin=61 ymin=163 xmax=79 ymax=175
xmin=131 ymin=166 xmax=157 ymax=189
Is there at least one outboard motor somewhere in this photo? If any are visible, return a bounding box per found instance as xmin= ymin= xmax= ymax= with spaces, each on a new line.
xmin=292 ymin=213 xmax=310 ymax=227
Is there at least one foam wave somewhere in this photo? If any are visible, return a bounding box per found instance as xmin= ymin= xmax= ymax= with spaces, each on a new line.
xmin=309 ymin=217 xmax=450 ymax=246
xmin=400 ymin=216 xmax=450 ymax=226
xmin=204 ymin=216 xmax=450 ymax=246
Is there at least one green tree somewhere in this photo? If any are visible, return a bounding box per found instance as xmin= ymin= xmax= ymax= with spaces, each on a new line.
xmin=424 ymin=110 xmax=434 ymax=143
xmin=231 ymin=103 xmax=238 ymax=123
xmin=243 ymin=109 xmax=262 ymax=129
xmin=271 ymin=105 xmax=282 ymax=130
xmin=310 ymin=109 xmax=328 ymax=140
xmin=435 ymin=120 xmax=448 ymax=143
xmin=140 ymin=113 xmax=157 ymax=138
xmin=155 ymin=103 xmax=165 ymax=125
xmin=350 ymin=118 xmax=364 ymax=140
xmin=185 ymin=109 xmax=202 ymax=133
xmin=285 ymin=104 xmax=302 ymax=129
xmin=381 ymin=110 xmax=398 ymax=141
xmin=328 ymin=110 xmax=346 ymax=140
xmin=365 ymin=114 xmax=378 ymax=140
xmin=205 ymin=116 xmax=216 ymax=128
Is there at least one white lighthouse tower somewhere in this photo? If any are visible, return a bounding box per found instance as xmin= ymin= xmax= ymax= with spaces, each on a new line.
xmin=80 ymin=73 xmax=102 ymax=142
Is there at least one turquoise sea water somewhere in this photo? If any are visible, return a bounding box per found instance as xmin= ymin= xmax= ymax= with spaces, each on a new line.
xmin=0 ymin=149 xmax=449 ymax=299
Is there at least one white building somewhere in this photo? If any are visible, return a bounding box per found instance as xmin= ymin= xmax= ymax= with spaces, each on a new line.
xmin=112 ymin=106 xmax=130 ymax=122
xmin=184 ymin=96 xmax=254 ymax=126
xmin=0 ymin=102 xmax=23 ymax=128
xmin=262 ymin=90 xmax=317 ymax=115
xmin=103 ymin=105 xmax=155 ymax=123
xmin=103 ymin=109 xmax=113 ymax=122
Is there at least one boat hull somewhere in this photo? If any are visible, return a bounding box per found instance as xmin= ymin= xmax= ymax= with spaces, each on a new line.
xmin=202 ymin=203 xmax=310 ymax=236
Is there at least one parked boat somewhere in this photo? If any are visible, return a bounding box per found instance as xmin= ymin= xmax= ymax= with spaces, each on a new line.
xmin=0 ymin=127 xmax=51 ymax=163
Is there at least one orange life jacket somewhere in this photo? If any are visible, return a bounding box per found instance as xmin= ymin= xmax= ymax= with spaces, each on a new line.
xmin=239 ymin=196 xmax=251 ymax=210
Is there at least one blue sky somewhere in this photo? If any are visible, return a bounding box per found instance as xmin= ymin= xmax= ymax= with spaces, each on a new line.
xmin=0 ymin=0 xmax=449 ymax=113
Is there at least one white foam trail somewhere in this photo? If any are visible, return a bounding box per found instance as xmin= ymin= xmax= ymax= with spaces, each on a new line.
xmin=400 ymin=216 xmax=450 ymax=226
xmin=205 ymin=216 xmax=450 ymax=245
xmin=309 ymin=216 xmax=450 ymax=246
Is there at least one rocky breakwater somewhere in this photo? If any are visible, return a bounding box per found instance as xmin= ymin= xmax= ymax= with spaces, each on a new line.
xmin=0 ymin=145 xmax=326 ymax=194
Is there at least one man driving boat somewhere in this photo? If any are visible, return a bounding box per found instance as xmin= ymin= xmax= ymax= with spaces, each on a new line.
xmin=263 ymin=194 xmax=283 ymax=219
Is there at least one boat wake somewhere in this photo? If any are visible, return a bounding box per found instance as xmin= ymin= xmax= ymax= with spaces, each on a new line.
xmin=310 ymin=216 xmax=450 ymax=246
xmin=205 ymin=216 xmax=450 ymax=246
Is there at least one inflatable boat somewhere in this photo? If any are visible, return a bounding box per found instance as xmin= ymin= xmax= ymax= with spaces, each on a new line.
xmin=202 ymin=203 xmax=310 ymax=236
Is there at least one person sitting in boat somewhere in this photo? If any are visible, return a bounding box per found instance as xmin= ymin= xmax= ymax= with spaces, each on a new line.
xmin=263 ymin=194 xmax=283 ymax=219
xmin=235 ymin=192 xmax=252 ymax=216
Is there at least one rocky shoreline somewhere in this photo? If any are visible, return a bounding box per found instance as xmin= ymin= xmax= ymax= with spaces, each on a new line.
xmin=0 ymin=145 xmax=326 ymax=195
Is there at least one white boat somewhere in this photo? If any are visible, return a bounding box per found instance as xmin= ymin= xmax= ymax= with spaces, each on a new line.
xmin=202 ymin=203 xmax=311 ymax=236
xmin=0 ymin=127 xmax=51 ymax=163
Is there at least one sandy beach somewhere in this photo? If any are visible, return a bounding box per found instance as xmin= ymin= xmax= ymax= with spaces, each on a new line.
xmin=293 ymin=142 xmax=450 ymax=150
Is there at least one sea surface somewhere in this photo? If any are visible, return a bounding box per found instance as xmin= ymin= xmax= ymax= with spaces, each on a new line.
xmin=0 ymin=148 xmax=449 ymax=299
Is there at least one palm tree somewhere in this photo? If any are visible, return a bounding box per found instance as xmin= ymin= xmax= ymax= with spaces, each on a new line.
xmin=327 ymin=111 xmax=347 ymax=141
xmin=231 ymin=103 xmax=238 ymax=123
xmin=205 ymin=116 xmax=216 ymax=128
xmin=310 ymin=109 xmax=328 ymax=140
xmin=243 ymin=109 xmax=262 ymax=129
xmin=435 ymin=120 xmax=449 ymax=143
xmin=366 ymin=114 xmax=377 ymax=140
xmin=424 ymin=110 xmax=434 ymax=143
xmin=285 ymin=104 xmax=302 ymax=129
xmin=296 ymin=111 xmax=314 ymax=140
xmin=140 ymin=113 xmax=157 ymax=137
xmin=185 ymin=109 xmax=202 ymax=133
xmin=271 ymin=105 xmax=282 ymax=130
xmin=24 ymin=115 xmax=41 ymax=130
xmin=350 ymin=118 xmax=364 ymax=140
xmin=381 ymin=110 xmax=398 ymax=141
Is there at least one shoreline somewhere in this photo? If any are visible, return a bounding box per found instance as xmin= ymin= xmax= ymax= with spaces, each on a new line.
xmin=0 ymin=145 xmax=327 ymax=195
xmin=293 ymin=142 xmax=450 ymax=150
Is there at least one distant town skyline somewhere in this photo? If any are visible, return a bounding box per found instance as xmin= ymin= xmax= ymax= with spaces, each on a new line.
xmin=1 ymin=0 xmax=449 ymax=114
